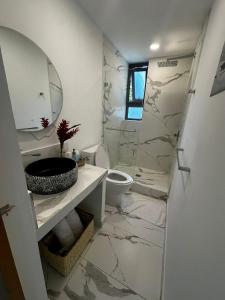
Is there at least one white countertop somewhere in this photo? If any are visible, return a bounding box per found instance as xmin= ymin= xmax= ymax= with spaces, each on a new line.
xmin=32 ymin=164 xmax=107 ymax=241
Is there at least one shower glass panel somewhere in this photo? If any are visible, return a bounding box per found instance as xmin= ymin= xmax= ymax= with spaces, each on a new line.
xmin=118 ymin=120 xmax=141 ymax=177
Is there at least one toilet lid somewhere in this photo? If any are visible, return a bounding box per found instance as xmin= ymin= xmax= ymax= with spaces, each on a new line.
xmin=95 ymin=144 xmax=110 ymax=169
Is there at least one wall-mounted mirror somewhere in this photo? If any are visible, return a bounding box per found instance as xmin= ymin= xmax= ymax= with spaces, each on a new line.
xmin=0 ymin=27 xmax=63 ymax=132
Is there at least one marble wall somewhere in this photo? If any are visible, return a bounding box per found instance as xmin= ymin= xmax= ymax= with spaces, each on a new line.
xmin=136 ymin=57 xmax=192 ymax=172
xmin=102 ymin=41 xmax=192 ymax=173
xmin=118 ymin=57 xmax=192 ymax=173
xmin=118 ymin=120 xmax=141 ymax=167
xmin=103 ymin=39 xmax=128 ymax=167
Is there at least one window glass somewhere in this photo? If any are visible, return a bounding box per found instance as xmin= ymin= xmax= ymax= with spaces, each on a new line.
xmin=126 ymin=62 xmax=148 ymax=120
xmin=127 ymin=107 xmax=143 ymax=120
xmin=134 ymin=71 xmax=146 ymax=99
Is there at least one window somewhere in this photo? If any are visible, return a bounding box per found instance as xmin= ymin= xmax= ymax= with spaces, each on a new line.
xmin=125 ymin=62 xmax=148 ymax=120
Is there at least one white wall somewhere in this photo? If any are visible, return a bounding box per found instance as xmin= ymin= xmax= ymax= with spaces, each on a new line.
xmin=164 ymin=0 xmax=225 ymax=299
xmin=0 ymin=0 xmax=103 ymax=152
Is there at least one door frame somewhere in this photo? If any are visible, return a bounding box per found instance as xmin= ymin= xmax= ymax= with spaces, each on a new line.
xmin=0 ymin=49 xmax=48 ymax=299
xmin=0 ymin=216 xmax=24 ymax=299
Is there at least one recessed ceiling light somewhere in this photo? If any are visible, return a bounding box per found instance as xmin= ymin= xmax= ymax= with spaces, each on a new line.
xmin=150 ymin=43 xmax=160 ymax=51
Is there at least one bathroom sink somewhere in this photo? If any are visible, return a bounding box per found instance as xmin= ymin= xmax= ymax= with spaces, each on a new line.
xmin=25 ymin=157 xmax=78 ymax=195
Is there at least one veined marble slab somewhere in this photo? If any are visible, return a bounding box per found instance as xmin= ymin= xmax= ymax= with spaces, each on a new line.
xmin=105 ymin=200 xmax=165 ymax=247
xmin=42 ymin=191 xmax=166 ymax=300
xmin=32 ymin=164 xmax=107 ymax=241
xmin=84 ymin=222 xmax=163 ymax=300
xmin=114 ymin=164 xmax=169 ymax=199
xmin=121 ymin=193 xmax=167 ymax=228
xmin=58 ymin=258 xmax=146 ymax=300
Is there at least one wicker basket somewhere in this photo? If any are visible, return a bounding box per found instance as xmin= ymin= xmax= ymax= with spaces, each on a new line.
xmin=40 ymin=209 xmax=94 ymax=276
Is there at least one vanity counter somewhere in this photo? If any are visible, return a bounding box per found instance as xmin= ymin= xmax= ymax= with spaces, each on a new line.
xmin=32 ymin=164 xmax=107 ymax=241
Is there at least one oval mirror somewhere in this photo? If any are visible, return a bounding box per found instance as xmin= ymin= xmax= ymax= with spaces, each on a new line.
xmin=0 ymin=27 xmax=63 ymax=131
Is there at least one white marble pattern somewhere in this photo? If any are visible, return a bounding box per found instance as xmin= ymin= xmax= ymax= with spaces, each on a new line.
xmin=121 ymin=193 xmax=166 ymax=228
xmin=111 ymin=57 xmax=192 ymax=174
xmin=58 ymin=258 xmax=146 ymax=300
xmin=115 ymin=165 xmax=169 ymax=189
xmin=42 ymin=258 xmax=72 ymax=298
xmin=135 ymin=57 xmax=192 ymax=172
xmin=118 ymin=120 xmax=141 ymax=166
xmin=131 ymin=181 xmax=168 ymax=201
xmin=84 ymin=222 xmax=163 ymax=300
xmin=44 ymin=248 xmax=146 ymax=300
xmin=114 ymin=164 xmax=169 ymax=199
xmin=105 ymin=204 xmax=164 ymax=248
xmin=42 ymin=191 xmax=166 ymax=300
xmin=102 ymin=53 xmax=192 ymax=174
xmin=133 ymin=167 xmax=169 ymax=191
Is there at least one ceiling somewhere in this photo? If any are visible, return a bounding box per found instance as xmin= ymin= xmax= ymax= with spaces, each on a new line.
xmin=77 ymin=0 xmax=214 ymax=63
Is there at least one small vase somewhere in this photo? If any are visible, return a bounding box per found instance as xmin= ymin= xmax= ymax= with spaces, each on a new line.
xmin=60 ymin=142 xmax=64 ymax=157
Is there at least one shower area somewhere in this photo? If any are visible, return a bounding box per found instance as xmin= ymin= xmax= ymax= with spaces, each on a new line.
xmin=103 ymin=38 xmax=193 ymax=200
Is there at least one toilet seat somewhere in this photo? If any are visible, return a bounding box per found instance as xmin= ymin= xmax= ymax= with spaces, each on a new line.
xmin=94 ymin=144 xmax=133 ymax=185
xmin=107 ymin=169 xmax=133 ymax=185
xmin=83 ymin=144 xmax=134 ymax=207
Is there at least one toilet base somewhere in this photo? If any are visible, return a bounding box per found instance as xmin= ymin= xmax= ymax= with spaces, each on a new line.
xmin=106 ymin=191 xmax=123 ymax=207
xmin=106 ymin=184 xmax=132 ymax=208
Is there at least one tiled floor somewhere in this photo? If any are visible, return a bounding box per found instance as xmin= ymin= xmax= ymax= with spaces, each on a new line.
xmin=43 ymin=192 xmax=166 ymax=300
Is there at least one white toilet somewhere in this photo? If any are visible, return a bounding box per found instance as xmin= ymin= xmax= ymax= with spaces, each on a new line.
xmin=82 ymin=144 xmax=133 ymax=207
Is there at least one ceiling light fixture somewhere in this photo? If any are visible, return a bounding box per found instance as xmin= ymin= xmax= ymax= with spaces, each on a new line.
xmin=150 ymin=43 xmax=160 ymax=51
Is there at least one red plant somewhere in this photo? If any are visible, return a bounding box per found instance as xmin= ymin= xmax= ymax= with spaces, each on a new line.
xmin=41 ymin=117 xmax=49 ymax=128
xmin=57 ymin=119 xmax=80 ymax=156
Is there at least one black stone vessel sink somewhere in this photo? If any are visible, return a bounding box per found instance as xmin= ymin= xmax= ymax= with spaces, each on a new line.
xmin=25 ymin=157 xmax=78 ymax=195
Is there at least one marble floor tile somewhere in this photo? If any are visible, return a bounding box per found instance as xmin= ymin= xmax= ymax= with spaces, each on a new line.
xmin=83 ymin=223 xmax=163 ymax=300
xmin=121 ymin=192 xmax=167 ymax=228
xmin=105 ymin=204 xmax=119 ymax=216
xmin=41 ymin=257 xmax=75 ymax=299
xmin=42 ymin=192 xmax=165 ymax=300
xmin=42 ymin=261 xmax=69 ymax=299
xmin=108 ymin=192 xmax=166 ymax=228
xmin=105 ymin=204 xmax=164 ymax=247
xmin=58 ymin=258 xmax=146 ymax=300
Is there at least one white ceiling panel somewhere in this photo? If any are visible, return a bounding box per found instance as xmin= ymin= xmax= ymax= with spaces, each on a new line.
xmin=77 ymin=0 xmax=213 ymax=62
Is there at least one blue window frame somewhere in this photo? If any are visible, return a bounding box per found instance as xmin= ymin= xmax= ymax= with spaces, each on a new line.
xmin=125 ymin=62 xmax=148 ymax=120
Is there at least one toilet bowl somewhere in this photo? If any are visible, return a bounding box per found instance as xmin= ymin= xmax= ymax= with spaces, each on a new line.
xmin=106 ymin=169 xmax=133 ymax=207
xmin=82 ymin=144 xmax=133 ymax=207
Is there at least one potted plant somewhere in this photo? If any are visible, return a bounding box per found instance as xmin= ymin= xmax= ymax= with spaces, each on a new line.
xmin=57 ymin=119 xmax=80 ymax=157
